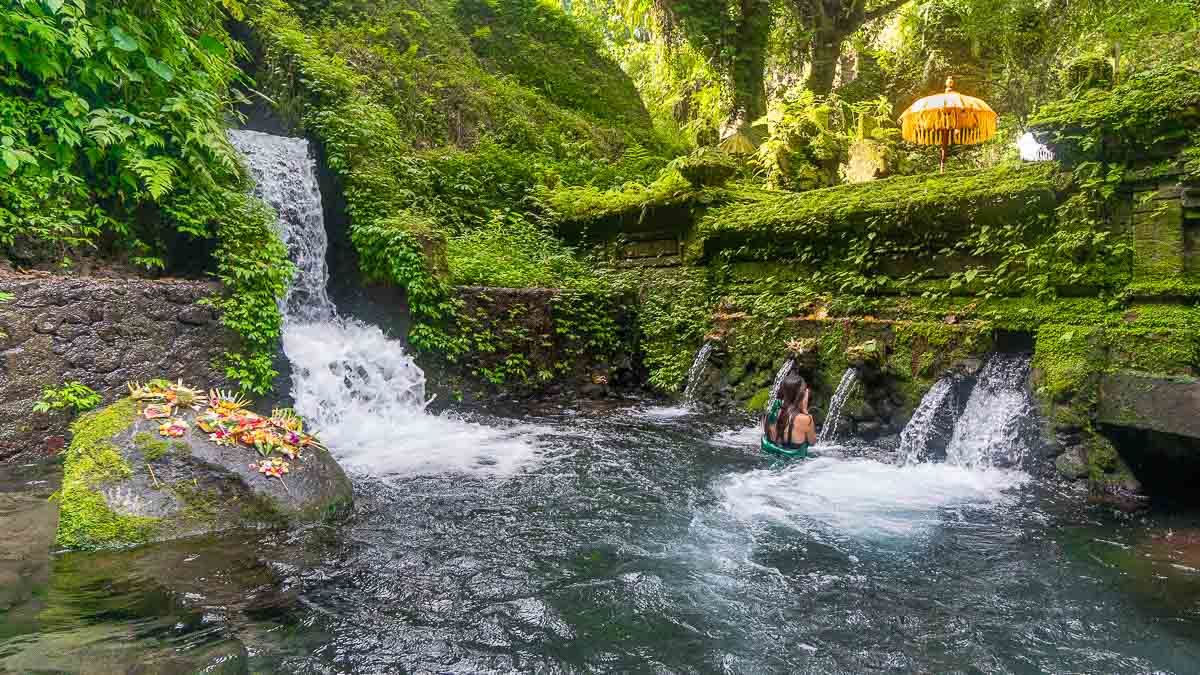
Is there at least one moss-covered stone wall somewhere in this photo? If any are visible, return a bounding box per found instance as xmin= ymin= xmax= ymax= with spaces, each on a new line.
xmin=417 ymin=285 xmax=643 ymax=403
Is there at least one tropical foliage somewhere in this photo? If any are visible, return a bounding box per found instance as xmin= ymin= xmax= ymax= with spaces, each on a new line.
xmin=0 ymin=0 xmax=290 ymax=392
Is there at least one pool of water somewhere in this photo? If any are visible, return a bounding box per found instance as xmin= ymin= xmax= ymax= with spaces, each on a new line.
xmin=4 ymin=402 xmax=1200 ymax=673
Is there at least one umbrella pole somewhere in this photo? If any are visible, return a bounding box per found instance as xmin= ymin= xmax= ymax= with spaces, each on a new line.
xmin=940 ymin=130 xmax=948 ymax=174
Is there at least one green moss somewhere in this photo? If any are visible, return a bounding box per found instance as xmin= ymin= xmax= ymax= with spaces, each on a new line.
xmin=55 ymin=398 xmax=159 ymax=550
xmin=888 ymin=321 xmax=991 ymax=383
xmin=1032 ymin=324 xmax=1105 ymax=404
xmin=133 ymin=432 xmax=170 ymax=461
xmin=539 ymin=170 xmax=707 ymax=237
xmin=1030 ymin=64 xmax=1200 ymax=162
xmin=671 ymin=148 xmax=741 ymax=188
xmin=1106 ymin=326 xmax=1198 ymax=376
xmin=168 ymin=482 xmax=284 ymax=527
xmin=689 ymin=163 xmax=1062 ymax=262
xmin=1086 ymin=432 xmax=1136 ymax=487
xmin=249 ymin=0 xmax=662 ymax=358
xmin=454 ymin=0 xmax=649 ymax=127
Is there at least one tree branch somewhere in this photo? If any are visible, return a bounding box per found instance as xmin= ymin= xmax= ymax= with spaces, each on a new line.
xmin=862 ymin=0 xmax=910 ymax=24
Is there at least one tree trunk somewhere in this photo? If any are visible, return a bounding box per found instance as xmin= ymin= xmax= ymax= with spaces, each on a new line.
xmin=805 ymin=29 xmax=843 ymax=96
xmin=731 ymin=0 xmax=771 ymax=121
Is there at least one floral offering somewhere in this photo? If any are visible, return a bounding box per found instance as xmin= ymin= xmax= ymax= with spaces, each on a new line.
xmin=158 ymin=419 xmax=189 ymax=437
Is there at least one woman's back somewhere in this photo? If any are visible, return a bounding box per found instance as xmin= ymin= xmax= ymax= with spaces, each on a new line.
xmin=765 ymin=410 xmax=813 ymax=447
xmin=762 ymin=373 xmax=817 ymax=454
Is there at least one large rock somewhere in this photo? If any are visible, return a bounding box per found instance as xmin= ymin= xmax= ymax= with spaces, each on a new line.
xmin=1098 ymin=370 xmax=1200 ymax=440
xmin=56 ymin=395 xmax=352 ymax=550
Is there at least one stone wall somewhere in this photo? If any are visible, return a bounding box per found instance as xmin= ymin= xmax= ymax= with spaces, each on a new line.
xmin=0 ymin=273 xmax=234 ymax=462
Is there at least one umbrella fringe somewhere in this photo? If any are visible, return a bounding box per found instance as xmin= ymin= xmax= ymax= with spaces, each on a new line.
xmin=900 ymin=106 xmax=997 ymax=146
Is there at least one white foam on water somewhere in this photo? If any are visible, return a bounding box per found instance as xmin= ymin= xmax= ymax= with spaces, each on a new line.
xmin=719 ymin=457 xmax=1027 ymax=540
xmin=945 ymin=355 xmax=1034 ymax=469
xmin=231 ymin=129 xmax=545 ymax=477
xmin=712 ymin=426 xmax=761 ymax=448
xmin=282 ymin=321 xmax=547 ymax=476
xmin=633 ymin=405 xmax=695 ymax=419
xmin=898 ymin=376 xmax=957 ymax=466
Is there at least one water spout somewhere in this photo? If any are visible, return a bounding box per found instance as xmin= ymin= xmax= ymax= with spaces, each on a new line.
xmin=897 ymin=376 xmax=958 ymax=465
xmin=764 ymin=358 xmax=795 ymax=411
xmin=944 ymin=355 xmax=1034 ymax=469
xmin=682 ymin=342 xmax=715 ymax=405
xmin=817 ymin=368 xmax=858 ymax=446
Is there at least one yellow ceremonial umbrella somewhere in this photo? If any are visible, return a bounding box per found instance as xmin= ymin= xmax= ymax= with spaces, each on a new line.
xmin=900 ymin=77 xmax=997 ymax=173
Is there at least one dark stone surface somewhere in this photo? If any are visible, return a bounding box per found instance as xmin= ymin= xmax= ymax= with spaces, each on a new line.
xmin=0 ymin=272 xmax=236 ymax=463
xmin=1098 ymin=370 xmax=1200 ymax=440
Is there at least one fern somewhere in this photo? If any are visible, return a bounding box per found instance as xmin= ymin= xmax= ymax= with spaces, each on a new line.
xmin=128 ymin=155 xmax=178 ymax=199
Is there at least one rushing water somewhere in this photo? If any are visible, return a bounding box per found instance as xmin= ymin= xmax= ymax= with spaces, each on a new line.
xmin=6 ymin=411 xmax=1200 ymax=673
xmin=228 ymin=130 xmax=545 ymax=477
xmin=682 ymin=342 xmax=715 ymax=405
xmin=4 ymin=133 xmax=1200 ymax=672
xmin=764 ymin=358 xmax=794 ymax=411
xmin=816 ymin=367 xmax=858 ymax=446
xmin=946 ymin=355 xmax=1036 ymax=469
xmin=898 ymin=375 xmax=959 ymax=465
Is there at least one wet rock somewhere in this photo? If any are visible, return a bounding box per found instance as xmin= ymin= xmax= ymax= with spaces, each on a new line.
xmin=56 ymin=397 xmax=353 ymax=550
xmin=1055 ymin=446 xmax=1088 ymax=480
xmin=177 ymin=305 xmax=213 ymax=325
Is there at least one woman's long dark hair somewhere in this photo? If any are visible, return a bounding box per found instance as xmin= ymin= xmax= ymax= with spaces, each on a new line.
xmin=767 ymin=374 xmax=807 ymax=443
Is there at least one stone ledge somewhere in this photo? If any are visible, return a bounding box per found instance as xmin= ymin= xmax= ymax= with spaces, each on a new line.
xmin=1099 ymin=370 xmax=1200 ymax=439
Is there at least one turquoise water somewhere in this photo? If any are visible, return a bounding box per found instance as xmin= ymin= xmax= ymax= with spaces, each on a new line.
xmin=3 ymin=403 xmax=1200 ymax=673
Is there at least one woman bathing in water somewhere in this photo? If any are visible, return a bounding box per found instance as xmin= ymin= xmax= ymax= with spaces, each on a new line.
xmin=761 ymin=374 xmax=817 ymax=458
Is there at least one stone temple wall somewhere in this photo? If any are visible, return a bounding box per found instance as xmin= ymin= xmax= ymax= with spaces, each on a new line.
xmin=0 ymin=273 xmax=234 ymax=462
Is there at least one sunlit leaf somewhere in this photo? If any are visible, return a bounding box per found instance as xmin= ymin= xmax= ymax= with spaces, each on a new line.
xmin=145 ymin=56 xmax=174 ymax=81
xmin=198 ymin=34 xmax=227 ymax=57
xmin=109 ymin=25 xmax=139 ymax=52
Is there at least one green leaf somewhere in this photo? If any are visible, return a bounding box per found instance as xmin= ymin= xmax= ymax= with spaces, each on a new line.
xmin=1059 ymin=331 xmax=1076 ymax=342
xmin=45 ymin=0 xmax=64 ymax=14
xmin=109 ymin=26 xmax=139 ymax=52
xmin=145 ymin=56 xmax=174 ymax=82
xmin=198 ymin=34 xmax=228 ymax=57
xmin=2 ymin=150 xmax=19 ymax=172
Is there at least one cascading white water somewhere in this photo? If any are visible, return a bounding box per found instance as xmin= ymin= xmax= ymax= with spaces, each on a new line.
xmin=897 ymin=376 xmax=958 ymax=466
xmin=682 ymin=342 xmax=715 ymax=404
xmin=816 ymin=368 xmax=858 ymax=446
xmin=764 ymin=358 xmax=795 ymax=411
xmin=227 ymin=130 xmax=335 ymax=324
xmin=944 ymin=355 xmax=1034 ymax=469
xmin=229 ymin=129 xmax=542 ymax=475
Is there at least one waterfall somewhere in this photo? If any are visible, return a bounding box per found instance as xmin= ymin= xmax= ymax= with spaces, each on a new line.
xmin=817 ymin=368 xmax=858 ymax=446
xmin=944 ymin=355 xmax=1033 ymax=469
xmin=764 ymin=358 xmax=795 ymax=411
xmin=897 ymin=376 xmax=958 ymax=465
xmin=682 ymin=342 xmax=715 ymax=404
xmin=229 ymin=130 xmax=540 ymax=475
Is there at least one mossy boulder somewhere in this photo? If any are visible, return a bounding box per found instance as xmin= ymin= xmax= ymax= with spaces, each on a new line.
xmin=56 ymin=398 xmax=352 ymax=550
xmin=672 ymin=148 xmax=740 ymax=188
